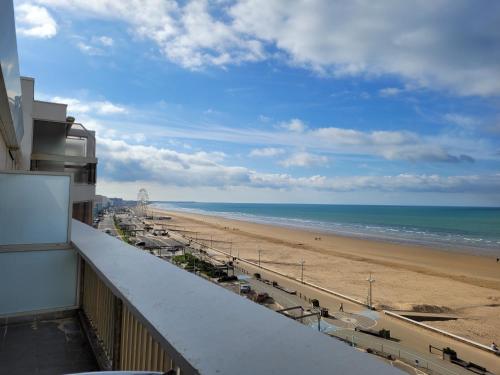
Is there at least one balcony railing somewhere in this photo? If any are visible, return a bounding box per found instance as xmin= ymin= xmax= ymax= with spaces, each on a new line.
xmin=31 ymin=119 xmax=97 ymax=164
xmin=81 ymin=262 xmax=178 ymax=372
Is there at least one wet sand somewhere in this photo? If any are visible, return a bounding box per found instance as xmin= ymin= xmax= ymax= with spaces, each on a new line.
xmin=153 ymin=208 xmax=500 ymax=346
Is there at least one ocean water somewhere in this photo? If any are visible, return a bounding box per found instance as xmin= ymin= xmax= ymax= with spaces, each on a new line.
xmin=152 ymin=202 xmax=500 ymax=256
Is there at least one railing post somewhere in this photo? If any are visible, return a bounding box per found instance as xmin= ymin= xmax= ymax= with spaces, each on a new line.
xmin=79 ymin=257 xmax=85 ymax=307
xmin=112 ymin=296 xmax=123 ymax=370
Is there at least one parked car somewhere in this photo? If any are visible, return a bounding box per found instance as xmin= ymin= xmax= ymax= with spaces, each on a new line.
xmin=240 ymin=284 xmax=251 ymax=294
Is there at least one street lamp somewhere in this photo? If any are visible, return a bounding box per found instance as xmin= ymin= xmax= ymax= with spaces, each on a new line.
xmin=367 ymin=272 xmax=375 ymax=309
xmin=300 ymin=259 xmax=305 ymax=284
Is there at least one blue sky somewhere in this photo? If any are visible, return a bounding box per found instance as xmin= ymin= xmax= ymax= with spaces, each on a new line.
xmin=13 ymin=0 xmax=500 ymax=205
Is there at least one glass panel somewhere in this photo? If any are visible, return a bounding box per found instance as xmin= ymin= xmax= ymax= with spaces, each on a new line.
xmin=0 ymin=249 xmax=77 ymax=316
xmin=0 ymin=0 xmax=23 ymax=145
xmin=0 ymin=173 xmax=70 ymax=245
xmin=32 ymin=120 xmax=66 ymax=155
xmin=65 ymin=137 xmax=87 ymax=157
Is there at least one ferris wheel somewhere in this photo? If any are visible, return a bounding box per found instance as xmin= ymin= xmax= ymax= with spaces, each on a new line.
xmin=137 ymin=188 xmax=149 ymax=217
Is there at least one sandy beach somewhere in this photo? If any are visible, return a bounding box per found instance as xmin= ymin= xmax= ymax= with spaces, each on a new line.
xmin=153 ymin=208 xmax=500 ymax=346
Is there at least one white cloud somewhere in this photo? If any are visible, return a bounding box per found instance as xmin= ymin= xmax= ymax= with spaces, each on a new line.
xmin=98 ymin=137 xmax=244 ymax=187
xmin=76 ymin=35 xmax=114 ymax=55
xmin=15 ymin=3 xmax=57 ymax=38
xmin=97 ymin=101 xmax=128 ymax=114
xmin=96 ymin=133 xmax=499 ymax=194
xmin=444 ymin=113 xmax=479 ymax=128
xmin=97 ymin=35 xmax=114 ymax=46
xmin=33 ymin=0 xmax=500 ymax=95
xmin=50 ymin=96 xmax=128 ymax=116
xmin=280 ymin=118 xmax=307 ymax=133
xmin=311 ymin=127 xmax=417 ymax=147
xmin=249 ymin=147 xmax=285 ymax=157
xmin=230 ymin=0 xmax=500 ymax=96
xmin=98 ymin=113 xmax=481 ymax=164
xmin=77 ymin=41 xmax=104 ymax=56
xmin=379 ymin=87 xmax=403 ymax=97
xmin=279 ymin=151 xmax=328 ymax=168
xmin=35 ymin=0 xmax=264 ymax=69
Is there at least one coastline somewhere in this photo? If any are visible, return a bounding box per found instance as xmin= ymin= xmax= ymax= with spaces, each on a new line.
xmin=152 ymin=203 xmax=500 ymax=256
xmin=152 ymin=207 xmax=500 ymax=345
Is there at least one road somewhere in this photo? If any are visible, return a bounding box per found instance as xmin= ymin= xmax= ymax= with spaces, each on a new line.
xmin=97 ymin=213 xmax=119 ymax=237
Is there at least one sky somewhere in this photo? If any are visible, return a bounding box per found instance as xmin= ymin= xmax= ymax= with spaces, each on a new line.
xmin=13 ymin=0 xmax=500 ymax=206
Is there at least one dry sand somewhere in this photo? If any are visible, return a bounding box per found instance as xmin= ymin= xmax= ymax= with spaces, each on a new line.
xmin=153 ymin=208 xmax=500 ymax=346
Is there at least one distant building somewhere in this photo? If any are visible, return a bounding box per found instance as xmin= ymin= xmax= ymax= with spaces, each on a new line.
xmin=94 ymin=194 xmax=111 ymax=216
xmin=109 ymin=197 xmax=125 ymax=206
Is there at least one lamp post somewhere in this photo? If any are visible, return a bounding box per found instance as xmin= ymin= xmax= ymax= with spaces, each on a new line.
xmin=300 ymin=259 xmax=305 ymax=284
xmin=367 ymin=272 xmax=375 ymax=309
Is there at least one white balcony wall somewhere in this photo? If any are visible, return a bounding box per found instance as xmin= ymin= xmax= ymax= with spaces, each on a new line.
xmin=33 ymin=100 xmax=67 ymax=122
xmin=0 ymin=171 xmax=76 ymax=317
xmin=0 ymin=172 xmax=70 ymax=245
xmin=0 ymin=249 xmax=78 ymax=315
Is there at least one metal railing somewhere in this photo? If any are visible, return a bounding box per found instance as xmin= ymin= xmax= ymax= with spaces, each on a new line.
xmin=82 ymin=262 xmax=117 ymax=362
xmin=121 ymin=304 xmax=175 ymax=371
xmin=81 ymin=261 xmax=180 ymax=374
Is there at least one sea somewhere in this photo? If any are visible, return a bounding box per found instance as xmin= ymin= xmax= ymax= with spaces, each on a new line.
xmin=152 ymin=202 xmax=500 ymax=256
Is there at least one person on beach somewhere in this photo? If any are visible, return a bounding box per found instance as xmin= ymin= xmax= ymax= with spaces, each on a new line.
xmin=492 ymin=342 xmax=499 ymax=352
xmin=339 ymin=303 xmax=344 ymax=312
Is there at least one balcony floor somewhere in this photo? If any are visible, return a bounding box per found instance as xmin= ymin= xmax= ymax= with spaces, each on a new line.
xmin=0 ymin=313 xmax=98 ymax=375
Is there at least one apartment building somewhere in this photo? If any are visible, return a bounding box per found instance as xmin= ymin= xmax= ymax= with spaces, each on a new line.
xmin=27 ymin=87 xmax=97 ymax=225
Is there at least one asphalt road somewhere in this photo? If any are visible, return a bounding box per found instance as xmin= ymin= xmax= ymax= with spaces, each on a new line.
xmin=97 ymin=213 xmax=119 ymax=237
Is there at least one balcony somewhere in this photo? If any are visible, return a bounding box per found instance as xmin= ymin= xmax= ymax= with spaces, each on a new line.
xmin=30 ymin=120 xmax=97 ymax=189
xmin=0 ymin=171 xmax=401 ymax=375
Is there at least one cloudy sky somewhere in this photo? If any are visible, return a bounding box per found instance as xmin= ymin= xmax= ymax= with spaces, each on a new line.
xmin=14 ymin=0 xmax=500 ymax=205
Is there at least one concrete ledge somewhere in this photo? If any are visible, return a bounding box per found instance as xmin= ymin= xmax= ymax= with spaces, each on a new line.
xmin=383 ymin=310 xmax=498 ymax=355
